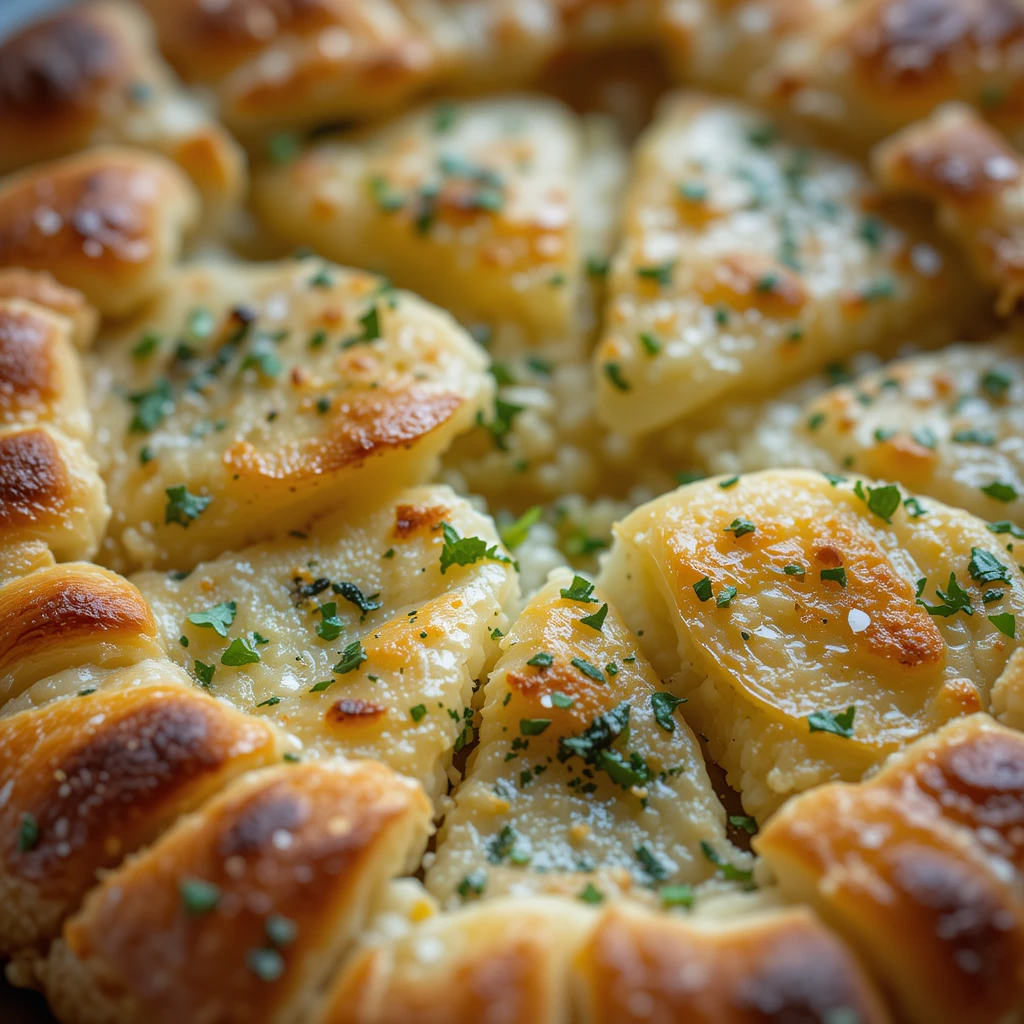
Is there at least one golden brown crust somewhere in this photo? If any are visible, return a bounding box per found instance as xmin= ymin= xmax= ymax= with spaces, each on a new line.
xmin=0 ymin=147 xmax=199 ymax=318
xmin=576 ymin=904 xmax=891 ymax=1024
xmin=757 ymin=714 xmax=1024 ymax=1024
xmin=0 ymin=299 xmax=87 ymax=439
xmin=0 ymin=1 xmax=246 ymax=214
xmin=0 ymin=562 xmax=161 ymax=705
xmin=0 ymin=425 xmax=108 ymax=563
xmin=0 ymin=678 xmax=281 ymax=960
xmin=222 ymin=389 xmax=465 ymax=485
xmin=46 ymin=760 xmax=431 ymax=1024
xmin=0 ymin=271 xmax=98 ymax=351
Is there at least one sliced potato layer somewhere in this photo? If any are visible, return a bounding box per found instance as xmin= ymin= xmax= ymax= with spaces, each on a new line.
xmin=90 ymin=260 xmax=491 ymax=572
xmin=600 ymin=469 xmax=1024 ymax=817
xmin=133 ymin=485 xmax=517 ymax=803
xmin=594 ymin=94 xmax=983 ymax=436
xmin=428 ymin=568 xmax=740 ymax=906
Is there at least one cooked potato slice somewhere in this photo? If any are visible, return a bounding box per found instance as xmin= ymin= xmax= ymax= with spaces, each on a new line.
xmin=594 ymin=94 xmax=983 ymax=436
xmin=793 ymin=339 xmax=1024 ymax=523
xmin=90 ymin=260 xmax=491 ymax=572
xmin=44 ymin=760 xmax=431 ymax=1024
xmin=874 ymin=105 xmax=1024 ymax=313
xmin=0 ymin=0 xmax=245 ymax=214
xmin=0 ymin=672 xmax=281 ymax=967
xmin=576 ymin=903 xmax=891 ymax=1024
xmin=254 ymin=97 xmax=620 ymax=341
xmin=0 ymin=148 xmax=199 ymax=319
xmin=599 ymin=469 xmax=1024 ymax=818
xmin=133 ymin=485 xmax=516 ymax=803
xmin=757 ymin=714 xmax=1024 ymax=1024
xmin=427 ymin=568 xmax=741 ymax=907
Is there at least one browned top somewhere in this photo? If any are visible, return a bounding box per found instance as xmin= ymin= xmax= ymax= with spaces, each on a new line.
xmin=578 ymin=906 xmax=889 ymax=1024
xmin=391 ymin=502 xmax=450 ymax=539
xmin=0 ymin=304 xmax=65 ymax=419
xmin=876 ymin=108 xmax=1022 ymax=209
xmin=0 ymin=5 xmax=128 ymax=122
xmin=224 ymin=388 xmax=464 ymax=484
xmin=0 ymin=428 xmax=71 ymax=531
xmin=0 ymin=149 xmax=185 ymax=279
xmin=0 ymin=682 xmax=279 ymax=950
xmin=64 ymin=761 xmax=428 ymax=1023
xmin=0 ymin=563 xmax=159 ymax=676
xmin=0 ymin=271 xmax=97 ymax=349
xmin=845 ymin=0 xmax=1024 ymax=97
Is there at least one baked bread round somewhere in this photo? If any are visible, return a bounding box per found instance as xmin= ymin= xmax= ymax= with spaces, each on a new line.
xmin=1 ymin=2 xmax=1023 ymax=1023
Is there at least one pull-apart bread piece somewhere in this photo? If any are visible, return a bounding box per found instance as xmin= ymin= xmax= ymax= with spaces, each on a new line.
xmin=594 ymin=94 xmax=984 ymax=436
xmin=0 ymin=295 xmax=108 ymax=564
xmin=133 ymin=485 xmax=517 ymax=802
xmin=90 ymin=259 xmax=491 ymax=572
xmin=721 ymin=0 xmax=1024 ymax=155
xmin=779 ymin=337 xmax=1024 ymax=524
xmin=0 ymin=148 xmax=199 ymax=319
xmin=757 ymin=713 xmax=1024 ymax=1024
xmin=0 ymin=666 xmax=281 ymax=972
xmin=874 ymin=104 xmax=1024 ymax=314
xmin=320 ymin=895 xmax=889 ymax=1024
xmin=0 ymin=272 xmax=98 ymax=351
xmin=0 ymin=0 xmax=246 ymax=215
xmin=428 ymin=568 xmax=743 ymax=906
xmin=599 ymin=469 xmax=1024 ymax=818
xmin=254 ymin=96 xmax=622 ymax=343
xmin=44 ymin=759 xmax=431 ymax=1024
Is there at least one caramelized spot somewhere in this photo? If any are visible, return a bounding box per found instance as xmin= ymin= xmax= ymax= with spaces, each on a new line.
xmin=697 ymin=254 xmax=807 ymax=316
xmin=325 ymin=698 xmax=386 ymax=726
xmin=0 ymin=10 xmax=124 ymax=117
xmin=505 ymin=660 xmax=609 ymax=728
xmin=0 ymin=428 xmax=67 ymax=528
xmin=392 ymin=503 xmax=450 ymax=539
xmin=217 ymin=792 xmax=305 ymax=859
xmin=224 ymin=388 xmax=463 ymax=483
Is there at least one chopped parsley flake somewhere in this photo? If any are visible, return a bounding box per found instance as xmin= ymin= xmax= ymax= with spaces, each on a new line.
xmin=165 ymin=485 xmax=211 ymax=527
xmin=693 ymin=576 xmax=713 ymax=602
xmin=129 ymin=377 xmax=173 ymax=433
xmin=819 ymin=566 xmax=847 ymax=588
xmin=439 ymin=522 xmax=512 ymax=575
xmin=635 ymin=260 xmax=675 ymax=286
xmin=527 ymin=652 xmax=554 ymax=668
xmin=990 ymin=612 xmax=1017 ymax=639
xmin=579 ymin=603 xmax=609 ymax=631
xmin=457 ymin=870 xmax=486 ymax=899
xmin=723 ymin=517 xmax=756 ymax=537
xmin=333 ymin=640 xmax=368 ymax=675
xmin=808 ymin=706 xmax=856 ymax=738
xmin=982 ymin=481 xmax=1019 ymax=503
xmin=854 ymin=480 xmax=901 ymax=523
xmin=917 ymin=573 xmax=974 ymax=617
xmin=578 ymin=882 xmax=604 ymax=904
xmin=520 ymin=718 xmax=551 ymax=736
xmin=186 ymin=601 xmax=236 ymax=638
xmin=969 ymin=548 xmax=1013 ymax=586
xmin=221 ymin=637 xmax=260 ymax=666
xmin=194 ymin=660 xmax=215 ymax=686
xmin=332 ymin=581 xmax=383 ymax=615
xmin=729 ymin=814 xmax=758 ymax=834
xmin=247 ymin=948 xmax=285 ymax=983
xmin=316 ymin=602 xmax=345 ymax=641
xmin=716 ymin=585 xmax=738 ymax=608
xmin=989 ymin=521 xmax=1024 ymax=539
xmin=635 ymin=843 xmax=670 ymax=882
xmin=410 ymin=704 xmax=427 ymax=723
xmin=650 ymin=691 xmax=687 ymax=732
xmin=719 ymin=476 xmax=739 ymax=489
xmin=561 ymin=575 xmax=597 ymax=603
xmin=571 ymin=657 xmax=605 ymax=683
xmin=499 ymin=506 xmax=542 ymax=551
xmin=783 ymin=563 xmax=805 ymax=577
xmin=604 ymin=361 xmax=631 ymax=391
xmin=660 ymin=884 xmax=694 ymax=908
xmin=551 ymin=691 xmax=574 ymax=709
xmin=700 ymin=840 xmax=753 ymax=882
xmin=17 ymin=813 xmax=38 ymax=853
xmin=180 ymin=878 xmax=221 ymax=915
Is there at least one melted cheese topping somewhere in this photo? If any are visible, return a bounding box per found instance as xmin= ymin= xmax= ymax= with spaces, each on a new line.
xmin=133 ymin=485 xmax=517 ymax=803
xmin=428 ymin=568 xmax=740 ymax=907
xmin=90 ymin=260 xmax=491 ymax=572
xmin=594 ymin=94 xmax=983 ymax=436
xmin=600 ymin=468 xmax=1024 ymax=816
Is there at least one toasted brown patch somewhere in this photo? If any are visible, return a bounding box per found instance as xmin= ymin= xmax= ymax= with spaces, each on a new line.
xmin=505 ymin=660 xmax=613 ymax=728
xmin=392 ymin=503 xmax=450 ymax=539
xmin=880 ymin=114 xmax=1021 ymax=207
xmin=580 ymin=908 xmax=887 ymax=1024
xmin=324 ymin=698 xmax=387 ymax=727
xmin=0 ymin=305 xmax=60 ymax=413
xmin=223 ymin=388 xmax=463 ymax=484
xmin=697 ymin=253 xmax=808 ymax=316
xmin=0 ymin=428 xmax=68 ymax=529
xmin=0 ymin=565 xmax=157 ymax=674
xmin=0 ymin=8 xmax=125 ymax=120
xmin=847 ymin=0 xmax=1024 ymax=97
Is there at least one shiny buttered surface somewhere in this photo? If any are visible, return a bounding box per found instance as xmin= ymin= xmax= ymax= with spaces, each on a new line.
xmin=1 ymin=2 xmax=1024 ymax=1023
